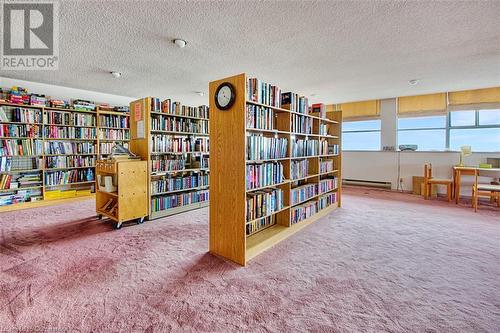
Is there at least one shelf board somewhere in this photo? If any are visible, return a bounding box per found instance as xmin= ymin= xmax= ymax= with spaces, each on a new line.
xmin=290 ymin=155 xmax=320 ymax=160
xmin=246 ymin=179 xmax=290 ymax=193
xmin=46 ymin=124 xmax=96 ymax=128
xmin=151 ymin=185 xmax=209 ymax=196
xmin=99 ymin=126 xmax=129 ymax=130
xmin=45 ymin=180 xmax=95 ymax=186
xmin=290 ymin=193 xmax=320 ymax=207
xmin=45 ymin=153 xmax=97 ymax=156
xmin=98 ymin=139 xmax=129 ymax=142
xmin=0 ymin=154 xmax=42 ymax=157
xmin=0 ymin=121 xmax=43 ymax=125
xmin=149 ymin=200 xmax=209 ymax=220
xmin=150 ymin=111 xmax=208 ymax=121
xmin=97 ymin=190 xmax=118 ymax=197
xmin=245 ymin=100 xmax=339 ymax=124
xmin=0 ymin=102 xmax=44 ymax=109
xmin=245 ymin=205 xmax=290 ymax=225
xmin=151 ymin=168 xmax=209 ymax=176
xmin=245 ymin=128 xmax=289 ymax=135
xmin=290 ymin=132 xmax=320 ymax=137
xmin=151 ymin=151 xmax=209 ymax=155
xmin=0 ymin=193 xmax=94 ymax=213
xmin=151 ymin=130 xmax=209 ymax=136
xmin=246 ymin=157 xmax=290 ymax=163
xmin=0 ymin=136 xmax=41 ymax=140
xmin=44 ymin=106 xmax=96 ymax=114
xmin=44 ymin=138 xmax=97 ymax=141
xmin=319 ymin=154 xmax=340 ymax=158
xmin=0 ymin=168 xmax=42 ymax=173
xmin=96 ymin=209 xmax=118 ymax=222
xmin=319 ymin=169 xmax=339 ymax=176
xmin=246 ymin=203 xmax=338 ymax=262
xmin=45 ymin=166 xmax=95 ymax=171
xmin=0 ymin=185 xmax=43 ymax=192
xmin=97 ymin=110 xmax=130 ymax=116
xmin=290 ymin=174 xmax=319 ymax=182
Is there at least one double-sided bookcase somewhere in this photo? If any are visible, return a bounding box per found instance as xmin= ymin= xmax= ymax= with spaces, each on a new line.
xmin=0 ymin=102 xmax=130 ymax=212
xmin=129 ymin=97 xmax=210 ymax=219
xmin=209 ymin=73 xmax=342 ymax=265
xmin=96 ymin=106 xmax=130 ymax=159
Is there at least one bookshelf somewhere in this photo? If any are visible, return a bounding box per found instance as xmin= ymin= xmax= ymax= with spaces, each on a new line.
xmin=96 ymin=106 xmax=130 ymax=159
xmin=0 ymin=102 xmax=130 ymax=211
xmin=209 ymin=73 xmax=342 ymax=265
xmin=129 ymin=97 xmax=210 ymax=220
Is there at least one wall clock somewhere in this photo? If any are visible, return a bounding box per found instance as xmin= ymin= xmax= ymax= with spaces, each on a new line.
xmin=214 ymin=82 xmax=235 ymax=110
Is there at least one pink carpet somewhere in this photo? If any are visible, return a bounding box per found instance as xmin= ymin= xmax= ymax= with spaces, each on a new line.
xmin=1 ymin=188 xmax=499 ymax=332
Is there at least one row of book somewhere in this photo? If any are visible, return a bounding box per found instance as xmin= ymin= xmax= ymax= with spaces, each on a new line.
xmin=98 ymin=129 xmax=130 ymax=140
xmin=45 ymin=112 xmax=96 ymax=127
xmin=291 ymin=139 xmax=319 ymax=157
xmin=0 ymin=139 xmax=43 ymax=156
xmin=0 ymin=156 xmax=41 ymax=172
xmin=291 ymin=183 xmax=317 ymax=205
xmin=247 ymin=136 xmax=287 ymax=161
xmin=246 ymin=188 xmax=284 ymax=222
xmin=44 ymin=126 xmax=96 ymax=140
xmin=291 ymin=159 xmax=309 ymax=180
xmin=0 ymin=124 xmax=42 ymax=138
xmin=246 ymin=104 xmax=275 ymax=130
xmin=319 ymin=159 xmax=334 ymax=173
xmin=318 ymin=177 xmax=338 ymax=194
xmin=99 ymin=142 xmax=129 ymax=155
xmin=0 ymin=172 xmax=42 ymax=190
xmin=151 ymin=117 xmax=209 ymax=134
xmin=282 ymin=92 xmax=309 ymax=114
xmin=99 ymin=114 xmax=128 ymax=128
xmin=0 ymin=188 xmax=42 ymax=206
xmin=154 ymin=99 xmax=209 ymax=119
xmin=151 ymin=174 xmax=209 ymax=194
xmin=320 ymin=143 xmax=339 ymax=156
xmin=319 ymin=123 xmax=328 ymax=136
xmin=151 ymin=157 xmax=185 ymax=173
xmin=246 ymin=162 xmax=285 ymax=190
xmin=45 ymin=155 xmax=95 ymax=169
xmin=44 ymin=168 xmax=94 ymax=186
xmin=0 ymin=107 xmax=43 ymax=123
xmin=151 ymin=136 xmax=209 ymax=154
xmin=44 ymin=141 xmax=95 ymax=155
xmin=246 ymin=215 xmax=275 ymax=236
xmin=291 ymin=114 xmax=313 ymax=134
xmin=247 ymin=78 xmax=282 ymax=108
xmin=290 ymin=192 xmax=338 ymax=225
xmin=151 ymin=189 xmax=209 ymax=213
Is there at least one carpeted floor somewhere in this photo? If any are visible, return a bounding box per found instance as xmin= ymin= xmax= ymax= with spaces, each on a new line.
xmin=0 ymin=188 xmax=499 ymax=332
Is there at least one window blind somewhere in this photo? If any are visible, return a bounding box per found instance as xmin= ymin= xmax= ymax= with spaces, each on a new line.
xmin=397 ymin=93 xmax=447 ymax=116
xmin=448 ymin=87 xmax=500 ymax=108
xmin=337 ymin=100 xmax=380 ymax=120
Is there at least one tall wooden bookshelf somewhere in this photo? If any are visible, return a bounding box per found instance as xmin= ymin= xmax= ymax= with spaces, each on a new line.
xmin=0 ymin=102 xmax=130 ymax=212
xmin=96 ymin=106 xmax=130 ymax=159
xmin=129 ymin=97 xmax=210 ymax=220
xmin=209 ymin=73 xmax=342 ymax=265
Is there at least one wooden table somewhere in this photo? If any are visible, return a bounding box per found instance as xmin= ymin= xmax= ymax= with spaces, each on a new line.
xmin=453 ymin=166 xmax=500 ymax=204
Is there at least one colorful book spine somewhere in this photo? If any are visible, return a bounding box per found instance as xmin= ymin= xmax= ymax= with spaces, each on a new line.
xmin=10 ymin=108 xmax=43 ymax=123
xmin=320 ymin=142 xmax=339 ymax=155
xmin=246 ymin=215 xmax=276 ymax=236
xmin=151 ymin=136 xmax=209 ymax=154
xmin=0 ymin=124 xmax=42 ymax=138
xmin=317 ymin=192 xmax=337 ymax=211
xmin=319 ymin=159 xmax=334 ymax=173
xmin=318 ymin=177 xmax=338 ymax=194
xmin=246 ymin=162 xmax=284 ymax=190
xmin=246 ymin=78 xmax=282 ymax=107
xmin=44 ymin=126 xmax=96 ymax=139
xmin=151 ymin=117 xmax=209 ymax=134
xmin=151 ymin=157 xmax=186 ymax=173
xmin=99 ymin=142 xmax=129 ymax=155
xmin=291 ymin=139 xmax=318 ymax=157
xmin=290 ymin=200 xmax=318 ymax=225
xmin=44 ymin=141 xmax=95 ymax=155
xmin=290 ymin=159 xmax=309 ymax=180
xmin=246 ymin=188 xmax=284 ymax=222
xmin=0 ymin=139 xmax=43 ymax=156
xmin=98 ymin=129 xmax=130 ymax=140
xmin=246 ymin=104 xmax=275 ymax=130
xmin=151 ymin=189 xmax=209 ymax=212
xmin=290 ymin=183 xmax=317 ymax=205
xmin=281 ymin=92 xmax=308 ymax=114
xmin=99 ymin=114 xmax=129 ymax=128
xmin=151 ymin=174 xmax=209 ymax=194
xmin=45 ymin=155 xmax=95 ymax=169
xmin=44 ymin=168 xmax=94 ymax=185
xmin=290 ymin=114 xmax=312 ymax=134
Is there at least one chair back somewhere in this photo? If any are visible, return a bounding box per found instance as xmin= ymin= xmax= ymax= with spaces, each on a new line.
xmin=424 ymin=163 xmax=433 ymax=181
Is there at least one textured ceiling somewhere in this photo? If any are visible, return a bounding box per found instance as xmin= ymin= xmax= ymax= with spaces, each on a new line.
xmin=1 ymin=0 xmax=500 ymax=105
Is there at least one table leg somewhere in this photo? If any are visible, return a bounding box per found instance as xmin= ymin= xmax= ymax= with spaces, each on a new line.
xmin=455 ymin=170 xmax=461 ymax=204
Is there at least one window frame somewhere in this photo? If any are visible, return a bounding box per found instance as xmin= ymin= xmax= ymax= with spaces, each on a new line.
xmin=397 ymin=114 xmax=447 ymax=151
xmin=341 ymin=119 xmax=382 ymax=151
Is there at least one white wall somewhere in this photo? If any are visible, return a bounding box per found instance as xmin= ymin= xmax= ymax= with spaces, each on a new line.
xmin=0 ymin=77 xmax=135 ymax=106
xmin=342 ymin=97 xmax=500 ymax=195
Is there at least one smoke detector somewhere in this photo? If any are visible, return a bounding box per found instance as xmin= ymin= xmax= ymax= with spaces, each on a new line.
xmin=173 ymin=39 xmax=187 ymax=48
xmin=110 ymin=71 xmax=122 ymax=78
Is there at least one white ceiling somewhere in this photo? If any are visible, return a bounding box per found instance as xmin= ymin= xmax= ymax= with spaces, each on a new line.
xmin=1 ymin=0 xmax=500 ymax=106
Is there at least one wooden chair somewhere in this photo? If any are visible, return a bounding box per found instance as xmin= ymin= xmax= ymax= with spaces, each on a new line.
xmin=423 ymin=163 xmax=453 ymax=202
xmin=472 ymin=170 xmax=500 ymax=212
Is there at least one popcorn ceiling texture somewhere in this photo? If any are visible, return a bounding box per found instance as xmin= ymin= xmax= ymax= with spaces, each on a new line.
xmin=0 ymin=188 xmax=499 ymax=332
xmin=1 ymin=1 xmax=500 ymax=105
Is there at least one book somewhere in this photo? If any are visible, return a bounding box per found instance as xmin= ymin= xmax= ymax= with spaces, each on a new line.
xmin=246 ymin=162 xmax=284 ymax=190
xmin=246 ymin=136 xmax=287 ymax=160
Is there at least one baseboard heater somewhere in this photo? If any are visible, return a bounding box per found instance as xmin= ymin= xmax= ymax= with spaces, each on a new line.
xmin=343 ymin=179 xmax=392 ymax=189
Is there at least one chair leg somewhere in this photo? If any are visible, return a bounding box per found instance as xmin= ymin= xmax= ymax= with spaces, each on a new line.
xmin=473 ymin=189 xmax=478 ymax=212
xmin=447 ymin=184 xmax=451 ymax=202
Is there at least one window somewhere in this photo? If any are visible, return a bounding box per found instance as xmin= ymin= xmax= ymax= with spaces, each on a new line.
xmin=449 ymin=109 xmax=500 ymax=152
xmin=342 ymin=119 xmax=381 ymax=151
xmin=397 ymin=115 xmax=446 ymax=151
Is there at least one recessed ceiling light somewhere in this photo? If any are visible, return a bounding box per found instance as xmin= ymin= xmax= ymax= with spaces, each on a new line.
xmin=173 ymin=39 xmax=187 ymax=48
xmin=110 ymin=71 xmax=122 ymax=78
xmin=408 ymin=79 xmax=419 ymax=85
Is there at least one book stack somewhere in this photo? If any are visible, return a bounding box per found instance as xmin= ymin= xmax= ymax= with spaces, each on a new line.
xmin=151 ymin=173 xmax=209 ymax=194
xmin=247 ymin=78 xmax=282 ymax=107
xmin=317 ymin=192 xmax=337 ymax=211
xmin=30 ymin=94 xmax=46 ymax=106
xmin=246 ymin=188 xmax=284 ymax=222
xmin=290 ymin=159 xmax=309 ymax=180
xmin=45 ymin=168 xmax=94 ymax=185
xmin=44 ymin=141 xmax=95 ymax=155
xmin=151 ymin=189 xmax=209 ymax=212
xmin=319 ymin=159 xmax=334 ymax=173
xmin=246 ymin=104 xmax=275 ymax=130
xmin=318 ymin=177 xmax=338 ymax=194
xmin=291 ymin=139 xmax=319 ymax=157
xmin=0 ymin=139 xmax=43 ymax=156
xmin=72 ymin=99 xmax=95 ymax=111
xmin=151 ymin=157 xmax=186 ymax=173
xmin=290 ymin=200 xmax=318 ymax=225
xmin=246 ymin=215 xmax=275 ymax=236
xmin=281 ymin=92 xmax=308 ymax=114
xmin=45 ymin=155 xmax=95 ymax=169
xmin=290 ymin=183 xmax=317 ymax=205
xmin=246 ymin=162 xmax=284 ymax=190
xmin=246 ymin=136 xmax=288 ymax=160
xmin=0 ymin=124 xmax=42 ymax=137
xmin=0 ymin=188 xmax=43 ymax=206
xmin=151 ymin=136 xmax=209 ymax=154
xmin=291 ymin=114 xmax=313 ymax=134
xmin=151 ymin=117 xmax=209 ymax=134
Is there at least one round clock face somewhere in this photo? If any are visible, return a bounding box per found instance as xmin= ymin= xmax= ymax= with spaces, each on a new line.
xmin=215 ymin=83 xmax=235 ymax=110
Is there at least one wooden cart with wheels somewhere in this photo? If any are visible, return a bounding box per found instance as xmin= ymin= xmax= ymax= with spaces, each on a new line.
xmin=95 ymin=159 xmax=148 ymax=229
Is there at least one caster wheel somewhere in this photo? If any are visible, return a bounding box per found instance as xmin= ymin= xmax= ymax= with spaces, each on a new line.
xmin=136 ymin=217 xmax=145 ymax=224
xmin=97 ymin=214 xmax=103 ymax=220
xmin=114 ymin=223 xmax=122 ymax=230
